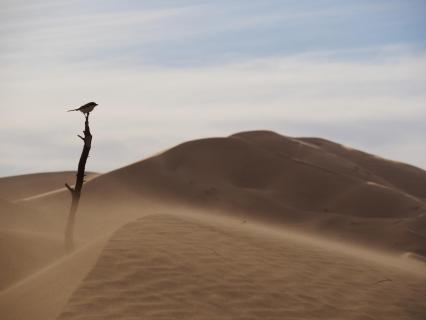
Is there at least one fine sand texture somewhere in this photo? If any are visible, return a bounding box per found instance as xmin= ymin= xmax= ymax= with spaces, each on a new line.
xmin=57 ymin=214 xmax=426 ymax=320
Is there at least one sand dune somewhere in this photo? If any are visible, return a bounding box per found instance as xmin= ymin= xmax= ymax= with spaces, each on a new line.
xmin=299 ymin=136 xmax=426 ymax=199
xmin=0 ymin=238 xmax=105 ymax=320
xmin=1 ymin=128 xmax=426 ymax=319
xmin=57 ymin=214 xmax=426 ymax=320
xmin=0 ymin=198 xmax=56 ymax=232
xmin=0 ymin=171 xmax=98 ymax=202
xmin=0 ymin=229 xmax=63 ymax=291
xmin=0 ymin=198 xmax=64 ymax=290
xmin=23 ymin=131 xmax=426 ymax=254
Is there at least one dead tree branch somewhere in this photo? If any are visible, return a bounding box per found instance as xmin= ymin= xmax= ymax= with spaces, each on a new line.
xmin=64 ymin=113 xmax=92 ymax=252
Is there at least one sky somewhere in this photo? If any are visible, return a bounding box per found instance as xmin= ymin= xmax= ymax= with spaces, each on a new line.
xmin=1 ymin=0 xmax=426 ymax=176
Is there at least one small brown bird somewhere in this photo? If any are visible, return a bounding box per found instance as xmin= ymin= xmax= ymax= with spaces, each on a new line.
xmin=68 ymin=102 xmax=98 ymax=114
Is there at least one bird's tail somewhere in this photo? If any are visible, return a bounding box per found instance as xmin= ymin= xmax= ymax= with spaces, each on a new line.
xmin=67 ymin=108 xmax=77 ymax=112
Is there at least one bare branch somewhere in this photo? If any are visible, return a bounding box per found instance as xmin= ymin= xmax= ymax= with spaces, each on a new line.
xmin=65 ymin=108 xmax=94 ymax=252
xmin=65 ymin=182 xmax=75 ymax=193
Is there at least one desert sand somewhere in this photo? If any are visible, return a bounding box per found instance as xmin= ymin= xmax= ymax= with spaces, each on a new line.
xmin=22 ymin=131 xmax=426 ymax=254
xmin=0 ymin=131 xmax=425 ymax=319
xmin=0 ymin=229 xmax=63 ymax=291
xmin=0 ymin=171 xmax=98 ymax=202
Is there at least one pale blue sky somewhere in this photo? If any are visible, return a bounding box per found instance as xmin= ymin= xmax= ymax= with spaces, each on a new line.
xmin=1 ymin=0 xmax=425 ymax=175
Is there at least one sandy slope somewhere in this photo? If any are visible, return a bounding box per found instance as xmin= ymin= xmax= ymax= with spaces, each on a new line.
xmin=0 ymin=172 xmax=98 ymax=202
xmin=57 ymin=214 xmax=426 ymax=320
xmin=0 ymin=230 xmax=63 ymax=291
xmin=2 ymin=130 xmax=425 ymax=319
xmin=299 ymin=136 xmax=426 ymax=199
xmin=0 ymin=198 xmax=66 ymax=291
xmin=0 ymin=198 xmax=55 ymax=232
xmin=24 ymin=131 xmax=426 ymax=254
xmin=0 ymin=238 xmax=105 ymax=320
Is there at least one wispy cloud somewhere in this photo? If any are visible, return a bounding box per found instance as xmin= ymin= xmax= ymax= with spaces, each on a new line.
xmin=0 ymin=0 xmax=425 ymax=175
xmin=1 ymin=49 xmax=425 ymax=174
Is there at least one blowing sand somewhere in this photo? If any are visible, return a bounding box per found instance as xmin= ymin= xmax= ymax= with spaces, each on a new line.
xmin=0 ymin=230 xmax=63 ymax=291
xmin=1 ymin=130 xmax=426 ymax=319
xmin=57 ymin=214 xmax=425 ymax=320
xmin=0 ymin=238 xmax=106 ymax=320
xmin=21 ymin=131 xmax=426 ymax=255
xmin=0 ymin=172 xmax=98 ymax=202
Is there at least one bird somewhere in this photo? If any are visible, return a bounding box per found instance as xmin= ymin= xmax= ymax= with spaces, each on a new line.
xmin=68 ymin=102 xmax=98 ymax=114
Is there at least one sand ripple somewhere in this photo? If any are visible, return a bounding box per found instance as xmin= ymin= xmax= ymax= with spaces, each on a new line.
xmin=58 ymin=214 xmax=426 ymax=320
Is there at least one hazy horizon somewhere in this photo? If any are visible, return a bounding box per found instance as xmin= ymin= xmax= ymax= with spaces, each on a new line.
xmin=1 ymin=0 xmax=426 ymax=176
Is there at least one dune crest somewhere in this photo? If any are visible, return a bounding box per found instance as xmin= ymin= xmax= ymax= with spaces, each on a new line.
xmin=57 ymin=214 xmax=426 ymax=320
xmin=22 ymin=130 xmax=426 ymax=254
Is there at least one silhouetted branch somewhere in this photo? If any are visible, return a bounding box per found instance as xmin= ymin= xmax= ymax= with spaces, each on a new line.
xmin=65 ymin=183 xmax=75 ymax=193
xmin=65 ymin=113 xmax=93 ymax=252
